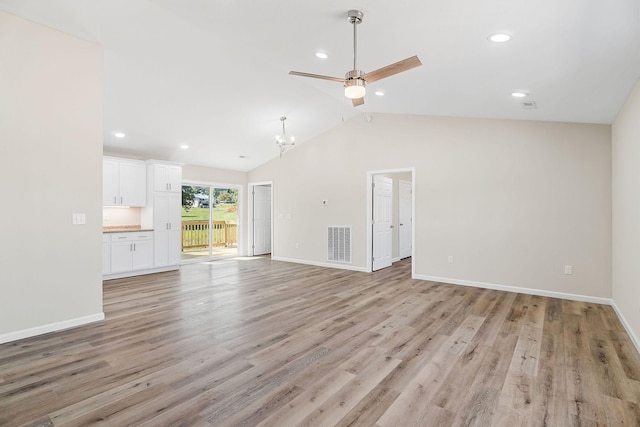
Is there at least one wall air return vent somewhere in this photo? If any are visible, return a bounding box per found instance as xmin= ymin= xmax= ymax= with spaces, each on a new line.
xmin=328 ymin=226 xmax=351 ymax=263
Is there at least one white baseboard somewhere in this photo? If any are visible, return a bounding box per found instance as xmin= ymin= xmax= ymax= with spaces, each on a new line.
xmin=272 ymin=256 xmax=368 ymax=273
xmin=610 ymin=300 xmax=640 ymax=355
xmin=412 ymin=274 xmax=612 ymax=305
xmin=392 ymin=257 xmax=401 ymax=263
xmin=103 ymin=265 xmax=179 ymax=281
xmin=0 ymin=312 xmax=105 ymax=345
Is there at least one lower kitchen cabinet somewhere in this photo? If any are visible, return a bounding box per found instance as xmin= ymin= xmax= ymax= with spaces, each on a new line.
xmin=103 ymin=234 xmax=111 ymax=275
xmin=108 ymin=232 xmax=154 ymax=274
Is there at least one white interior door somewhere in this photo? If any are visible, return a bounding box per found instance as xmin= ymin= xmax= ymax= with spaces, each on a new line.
xmin=253 ymin=185 xmax=271 ymax=256
xmin=399 ymin=180 xmax=412 ymax=259
xmin=372 ymin=175 xmax=393 ymax=271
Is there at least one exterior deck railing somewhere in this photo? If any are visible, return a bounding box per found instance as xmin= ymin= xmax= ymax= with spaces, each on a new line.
xmin=182 ymin=221 xmax=237 ymax=249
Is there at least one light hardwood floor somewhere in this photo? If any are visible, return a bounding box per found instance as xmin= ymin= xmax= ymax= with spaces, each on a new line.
xmin=1 ymin=257 xmax=639 ymax=426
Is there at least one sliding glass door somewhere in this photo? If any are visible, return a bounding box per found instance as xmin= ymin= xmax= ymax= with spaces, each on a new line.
xmin=181 ymin=184 xmax=239 ymax=262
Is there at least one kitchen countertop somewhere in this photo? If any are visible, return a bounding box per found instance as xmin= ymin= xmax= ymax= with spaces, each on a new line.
xmin=103 ymin=226 xmax=153 ymax=233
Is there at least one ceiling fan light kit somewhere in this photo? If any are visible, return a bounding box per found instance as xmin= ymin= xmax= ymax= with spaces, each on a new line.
xmin=344 ymin=71 xmax=366 ymax=99
xmin=289 ymin=9 xmax=422 ymax=107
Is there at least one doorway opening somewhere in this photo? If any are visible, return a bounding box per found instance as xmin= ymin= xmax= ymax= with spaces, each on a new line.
xmin=366 ymin=168 xmax=415 ymax=274
xmin=248 ymin=182 xmax=273 ymax=257
xmin=181 ymin=183 xmax=241 ymax=262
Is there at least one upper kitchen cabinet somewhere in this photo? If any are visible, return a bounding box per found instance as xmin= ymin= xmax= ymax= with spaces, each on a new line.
xmin=103 ymin=157 xmax=147 ymax=207
xmin=151 ymin=163 xmax=182 ymax=193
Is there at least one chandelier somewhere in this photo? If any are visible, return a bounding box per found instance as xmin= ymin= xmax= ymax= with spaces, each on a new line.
xmin=275 ymin=116 xmax=295 ymax=158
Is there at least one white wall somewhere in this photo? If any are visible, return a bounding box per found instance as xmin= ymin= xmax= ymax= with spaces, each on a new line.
xmin=0 ymin=12 xmax=104 ymax=342
xmin=612 ymin=78 xmax=640 ymax=350
xmin=248 ymin=113 xmax=611 ymax=299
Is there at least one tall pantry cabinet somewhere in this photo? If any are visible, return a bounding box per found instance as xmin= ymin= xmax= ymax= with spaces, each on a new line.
xmin=141 ymin=161 xmax=182 ymax=269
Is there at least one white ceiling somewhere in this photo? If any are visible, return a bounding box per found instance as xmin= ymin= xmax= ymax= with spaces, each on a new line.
xmin=2 ymin=0 xmax=640 ymax=171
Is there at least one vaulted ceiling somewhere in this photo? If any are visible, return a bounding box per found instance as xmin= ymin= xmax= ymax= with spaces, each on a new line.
xmin=2 ymin=0 xmax=639 ymax=171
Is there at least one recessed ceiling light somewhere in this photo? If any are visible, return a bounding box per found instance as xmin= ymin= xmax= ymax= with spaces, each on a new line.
xmin=374 ymin=90 xmax=385 ymax=96
xmin=488 ymin=33 xmax=511 ymax=43
xmin=511 ymin=92 xmax=528 ymax=98
xmin=315 ymin=52 xmax=328 ymax=59
xmin=180 ymin=144 xmax=189 ymax=149
xmin=113 ymin=132 xmax=126 ymax=138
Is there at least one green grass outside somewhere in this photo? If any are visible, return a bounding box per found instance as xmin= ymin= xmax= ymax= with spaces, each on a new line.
xmin=181 ymin=204 xmax=238 ymax=223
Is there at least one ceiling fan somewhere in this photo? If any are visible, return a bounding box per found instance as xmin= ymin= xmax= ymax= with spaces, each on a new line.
xmin=289 ymin=10 xmax=422 ymax=107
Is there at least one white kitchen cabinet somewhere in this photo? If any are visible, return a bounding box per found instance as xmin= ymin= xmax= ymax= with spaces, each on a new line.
xmin=103 ymin=157 xmax=147 ymax=206
xmin=152 ymin=192 xmax=182 ymax=267
xmin=103 ymin=234 xmax=111 ymax=275
xmin=142 ymin=161 xmax=183 ymax=269
xmin=109 ymin=232 xmax=153 ymax=273
xmin=151 ymin=163 xmax=181 ymax=193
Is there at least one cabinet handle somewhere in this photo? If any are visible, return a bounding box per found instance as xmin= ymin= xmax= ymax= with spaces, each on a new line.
xmin=168 ymin=223 xmax=171 ymax=230
xmin=133 ymin=243 xmax=136 ymax=251
xmin=120 ymin=196 xmax=123 ymax=204
xmin=114 ymin=196 xmax=117 ymax=204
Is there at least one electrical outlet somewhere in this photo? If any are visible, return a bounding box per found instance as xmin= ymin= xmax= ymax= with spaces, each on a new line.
xmin=564 ymin=265 xmax=573 ymax=275
xmin=295 ymin=243 xmax=299 ymax=249
xmin=448 ymin=255 xmax=454 ymax=264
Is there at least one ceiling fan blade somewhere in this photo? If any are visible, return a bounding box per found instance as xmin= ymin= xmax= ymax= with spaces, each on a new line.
xmin=352 ymin=97 xmax=365 ymax=107
xmin=364 ymin=55 xmax=422 ymax=83
xmin=289 ymin=71 xmax=345 ymax=83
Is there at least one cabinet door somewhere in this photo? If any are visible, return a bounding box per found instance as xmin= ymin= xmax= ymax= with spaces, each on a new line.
xmin=119 ymin=162 xmax=146 ymax=207
xmin=132 ymin=239 xmax=154 ymax=270
xmin=154 ymin=229 xmax=169 ymax=267
xmin=103 ymin=238 xmax=111 ymax=275
xmin=167 ymin=166 xmax=182 ymax=192
xmin=111 ymin=241 xmax=133 ymax=273
xmin=153 ymin=164 xmax=169 ymax=192
xmin=167 ymin=192 xmax=182 ymax=265
xmin=103 ymin=159 xmax=119 ymax=206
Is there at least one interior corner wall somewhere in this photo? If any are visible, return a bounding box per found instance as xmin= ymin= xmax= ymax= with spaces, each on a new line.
xmin=612 ymin=78 xmax=640 ymax=350
xmin=0 ymin=12 xmax=104 ymax=342
xmin=248 ymin=113 xmax=611 ymax=299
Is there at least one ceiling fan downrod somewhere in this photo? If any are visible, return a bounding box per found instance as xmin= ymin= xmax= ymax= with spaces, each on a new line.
xmin=347 ymin=10 xmax=363 ymax=71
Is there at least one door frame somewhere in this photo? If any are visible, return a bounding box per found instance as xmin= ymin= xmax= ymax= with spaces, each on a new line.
xmin=366 ymin=168 xmax=415 ymax=275
xmin=180 ymin=179 xmax=244 ymax=262
xmin=398 ymin=179 xmax=413 ymax=260
xmin=248 ymin=181 xmax=274 ymax=257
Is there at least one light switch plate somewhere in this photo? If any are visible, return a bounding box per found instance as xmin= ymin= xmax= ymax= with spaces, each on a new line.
xmin=72 ymin=213 xmax=86 ymax=225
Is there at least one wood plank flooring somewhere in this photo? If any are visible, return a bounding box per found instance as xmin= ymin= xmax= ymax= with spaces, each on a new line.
xmin=1 ymin=257 xmax=639 ymax=426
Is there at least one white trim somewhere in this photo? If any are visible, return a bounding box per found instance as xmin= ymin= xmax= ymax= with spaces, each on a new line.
xmin=610 ymin=300 xmax=640 ymax=355
xmin=392 ymin=257 xmax=401 ymax=263
xmin=412 ymin=273 xmax=612 ymax=305
xmin=103 ymin=265 xmax=179 ymax=280
xmin=272 ymin=256 xmax=368 ymax=272
xmin=0 ymin=313 xmax=105 ymax=344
